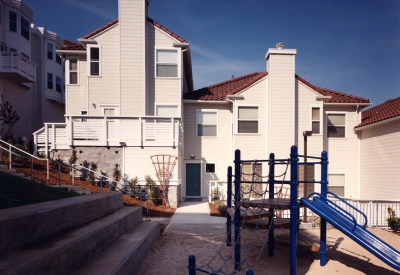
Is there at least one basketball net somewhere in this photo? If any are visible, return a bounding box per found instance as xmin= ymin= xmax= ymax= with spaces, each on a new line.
xmin=150 ymin=155 xmax=177 ymax=206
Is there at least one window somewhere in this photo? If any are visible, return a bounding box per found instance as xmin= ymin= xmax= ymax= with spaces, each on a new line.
xmin=47 ymin=73 xmax=53 ymax=89
xmin=68 ymin=58 xmax=78 ymax=84
xmin=56 ymin=54 xmax=62 ymax=65
xmin=9 ymin=48 xmax=16 ymax=52
xmin=156 ymin=49 xmax=178 ymax=77
xmin=89 ymin=47 xmax=100 ymax=76
xmin=9 ymin=11 xmax=16 ymax=32
xmin=327 ymin=113 xmax=345 ymax=138
xmin=47 ymin=43 xmax=53 ymax=60
xmin=206 ymin=163 xmax=215 ymax=173
xmin=21 ymin=16 xmax=29 ymax=40
xmin=241 ymin=163 xmax=262 ymax=181
xmin=0 ymin=6 xmax=2 ymax=26
xmin=328 ymin=174 xmax=345 ymax=196
xmin=0 ymin=43 xmax=6 ymax=52
xmin=156 ymin=105 xmax=178 ymax=117
xmin=311 ymin=107 xmax=320 ymax=134
xmin=21 ymin=52 xmax=29 ymax=59
xmin=238 ymin=106 xmax=259 ymax=133
xmin=196 ymin=110 xmax=217 ymax=137
xmin=56 ymin=76 xmax=62 ymax=92
xmin=81 ymin=111 xmax=87 ymax=122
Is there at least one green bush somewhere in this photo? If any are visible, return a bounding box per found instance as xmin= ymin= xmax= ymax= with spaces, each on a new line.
xmin=50 ymin=155 xmax=64 ymax=170
xmin=145 ymin=175 xmax=160 ymax=205
xmin=387 ymin=207 xmax=400 ymax=232
xmin=213 ymin=200 xmax=227 ymax=216
xmin=88 ymin=162 xmax=98 ymax=186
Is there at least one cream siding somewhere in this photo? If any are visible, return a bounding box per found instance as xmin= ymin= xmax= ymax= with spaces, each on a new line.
xmin=146 ymin=24 xmax=182 ymax=116
xmin=66 ymin=56 xmax=88 ymax=115
xmin=323 ymin=105 xmax=359 ymax=198
xmin=87 ymin=26 xmax=120 ymax=113
xmin=119 ymin=0 xmax=146 ymax=116
xmin=267 ymin=53 xmax=295 ymax=160
xmin=359 ymin=121 xmax=400 ymax=200
xmin=183 ymin=103 xmax=232 ymax=197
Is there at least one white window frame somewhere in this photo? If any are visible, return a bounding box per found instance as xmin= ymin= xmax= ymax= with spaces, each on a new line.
xmin=154 ymin=48 xmax=180 ymax=78
xmin=66 ymin=57 xmax=79 ymax=85
xmin=80 ymin=110 xmax=88 ymax=122
xmin=47 ymin=73 xmax=53 ymax=90
xmin=205 ymin=162 xmax=216 ymax=174
xmin=310 ymin=106 xmax=321 ymax=135
xmin=326 ymin=112 xmax=346 ymax=138
xmin=47 ymin=43 xmax=53 ymax=60
xmin=236 ymin=105 xmax=260 ymax=134
xmin=155 ymin=103 xmax=179 ymax=117
xmin=87 ymin=45 xmax=101 ymax=77
xmin=327 ymin=173 xmax=345 ymax=197
xmin=196 ymin=109 xmax=218 ymax=138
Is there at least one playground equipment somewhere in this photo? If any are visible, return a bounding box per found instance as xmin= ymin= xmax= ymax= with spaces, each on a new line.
xmin=187 ymin=145 xmax=400 ymax=274
xmin=150 ymin=154 xmax=177 ymax=206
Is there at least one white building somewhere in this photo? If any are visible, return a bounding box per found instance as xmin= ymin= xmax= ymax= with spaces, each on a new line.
xmin=34 ymin=0 xmax=400 ymax=204
xmin=0 ymin=0 xmax=64 ymax=143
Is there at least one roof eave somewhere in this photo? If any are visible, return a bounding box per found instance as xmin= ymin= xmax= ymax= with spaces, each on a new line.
xmin=354 ymin=115 xmax=400 ymax=131
xmin=56 ymin=50 xmax=86 ymax=54
xmin=324 ymin=102 xmax=371 ymax=107
xmin=183 ymin=99 xmax=227 ymax=104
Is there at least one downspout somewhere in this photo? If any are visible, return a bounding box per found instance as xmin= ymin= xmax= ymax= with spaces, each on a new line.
xmin=356 ymin=104 xmax=361 ymax=199
xmin=226 ymin=97 xmax=235 ymax=163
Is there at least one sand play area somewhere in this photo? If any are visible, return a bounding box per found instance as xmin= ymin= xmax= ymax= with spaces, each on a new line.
xmin=140 ymin=227 xmax=400 ymax=275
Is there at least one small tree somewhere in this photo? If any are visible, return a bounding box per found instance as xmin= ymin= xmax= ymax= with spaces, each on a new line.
xmin=88 ymin=162 xmax=98 ymax=186
xmin=0 ymin=94 xmax=20 ymax=140
xmin=145 ymin=175 xmax=160 ymax=205
xmin=68 ymin=150 xmax=78 ymax=176
xmin=387 ymin=207 xmax=400 ymax=232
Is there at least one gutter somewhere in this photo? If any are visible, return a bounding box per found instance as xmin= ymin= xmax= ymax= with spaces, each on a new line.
xmin=182 ymin=99 xmax=227 ymax=104
xmin=56 ymin=50 xmax=86 ymax=54
xmin=324 ymin=103 xmax=371 ymax=107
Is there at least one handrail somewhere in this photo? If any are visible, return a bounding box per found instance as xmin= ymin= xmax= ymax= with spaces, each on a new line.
xmin=0 ymin=139 xmax=49 ymax=183
xmin=305 ymin=192 xmax=368 ymax=230
xmin=70 ymin=163 xmax=148 ymax=217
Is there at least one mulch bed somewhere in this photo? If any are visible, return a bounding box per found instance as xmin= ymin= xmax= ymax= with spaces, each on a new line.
xmin=1 ymin=155 xmax=176 ymax=218
xmin=209 ymin=202 xmax=226 ymax=218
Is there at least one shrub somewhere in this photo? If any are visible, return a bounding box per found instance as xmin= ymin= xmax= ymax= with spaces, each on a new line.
xmin=213 ymin=200 xmax=227 ymax=216
xmin=387 ymin=207 xmax=400 ymax=232
xmin=69 ymin=149 xmax=78 ymax=165
xmin=50 ymin=155 xmax=64 ymax=170
xmin=211 ymin=186 xmax=221 ymax=201
xmin=145 ymin=175 xmax=160 ymax=205
xmin=88 ymin=162 xmax=98 ymax=186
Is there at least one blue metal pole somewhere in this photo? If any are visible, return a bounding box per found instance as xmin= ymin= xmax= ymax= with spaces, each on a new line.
xmin=268 ymin=153 xmax=275 ymax=257
xmin=188 ymin=255 xmax=196 ymax=275
xmin=227 ymin=166 xmax=232 ymax=246
xmin=246 ymin=270 xmax=254 ymax=275
xmin=234 ymin=149 xmax=241 ymax=271
xmin=320 ymin=150 xmax=328 ymax=266
xmin=290 ymin=146 xmax=299 ymax=275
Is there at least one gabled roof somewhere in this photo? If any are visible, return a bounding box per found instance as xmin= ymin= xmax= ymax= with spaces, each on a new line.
xmin=81 ymin=17 xmax=186 ymax=42
xmin=59 ymin=39 xmax=85 ymax=51
xmin=60 ymin=17 xmax=187 ymax=50
xmin=355 ymin=97 xmax=400 ymax=128
xmin=185 ymin=72 xmax=370 ymax=103
xmin=183 ymin=72 xmax=268 ymax=100
xmin=296 ymin=75 xmax=370 ymax=104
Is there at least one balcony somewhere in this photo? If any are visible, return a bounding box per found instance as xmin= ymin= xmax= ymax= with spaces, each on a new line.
xmin=0 ymin=52 xmax=36 ymax=85
xmin=33 ymin=116 xmax=183 ymax=153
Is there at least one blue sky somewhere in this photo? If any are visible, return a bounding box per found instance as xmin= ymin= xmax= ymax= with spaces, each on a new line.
xmin=24 ymin=0 xmax=400 ymax=106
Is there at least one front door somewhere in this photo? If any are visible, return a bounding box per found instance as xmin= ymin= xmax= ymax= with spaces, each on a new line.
xmin=186 ymin=164 xmax=201 ymax=196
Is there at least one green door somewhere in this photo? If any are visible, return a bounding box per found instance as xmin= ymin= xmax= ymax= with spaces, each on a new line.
xmin=186 ymin=164 xmax=201 ymax=196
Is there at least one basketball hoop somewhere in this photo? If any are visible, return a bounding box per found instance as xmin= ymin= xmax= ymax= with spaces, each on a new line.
xmin=150 ymin=155 xmax=177 ymax=206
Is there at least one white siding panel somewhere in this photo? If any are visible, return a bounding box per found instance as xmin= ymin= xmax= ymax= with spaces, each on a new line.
xmin=359 ymin=121 xmax=400 ymax=200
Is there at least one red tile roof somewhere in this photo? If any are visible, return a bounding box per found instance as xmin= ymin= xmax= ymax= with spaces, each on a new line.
xmin=185 ymin=72 xmax=370 ymax=103
xmin=183 ymin=72 xmax=268 ymax=100
xmin=59 ymin=39 xmax=85 ymax=51
xmin=296 ymin=75 xmax=370 ymax=104
xmin=147 ymin=18 xmax=187 ymax=43
xmin=355 ymin=97 xmax=400 ymax=128
xmin=82 ymin=18 xmax=119 ymax=39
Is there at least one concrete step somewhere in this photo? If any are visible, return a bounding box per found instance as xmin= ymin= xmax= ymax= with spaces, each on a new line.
xmin=0 ymin=168 xmax=16 ymax=173
xmin=0 ymin=192 xmax=123 ymax=255
xmin=0 ymin=206 xmax=143 ymax=275
xmin=50 ymin=185 xmax=91 ymax=195
xmin=73 ymin=221 xmax=160 ymax=275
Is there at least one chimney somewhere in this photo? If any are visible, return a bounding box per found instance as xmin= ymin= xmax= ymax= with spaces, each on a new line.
xmin=265 ymin=43 xmax=297 ymax=156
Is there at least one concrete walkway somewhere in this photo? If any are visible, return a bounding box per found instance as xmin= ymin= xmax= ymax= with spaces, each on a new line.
xmin=163 ymin=198 xmax=226 ymax=236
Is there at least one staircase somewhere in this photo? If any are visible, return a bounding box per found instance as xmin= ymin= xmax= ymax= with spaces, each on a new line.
xmin=0 ymin=192 xmax=160 ymax=275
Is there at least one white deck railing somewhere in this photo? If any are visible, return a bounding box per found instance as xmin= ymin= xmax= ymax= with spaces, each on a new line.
xmin=33 ymin=116 xmax=183 ymax=153
xmin=0 ymin=52 xmax=36 ymax=82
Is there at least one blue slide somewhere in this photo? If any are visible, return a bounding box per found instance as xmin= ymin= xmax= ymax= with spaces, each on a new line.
xmin=300 ymin=192 xmax=400 ymax=271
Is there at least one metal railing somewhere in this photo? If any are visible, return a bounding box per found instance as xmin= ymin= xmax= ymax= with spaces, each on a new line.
xmin=0 ymin=52 xmax=36 ymax=82
xmin=0 ymin=139 xmax=49 ymax=183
